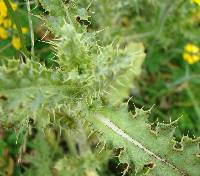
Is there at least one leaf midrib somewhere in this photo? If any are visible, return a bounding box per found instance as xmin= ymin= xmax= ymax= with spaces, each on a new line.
xmin=95 ymin=114 xmax=187 ymax=176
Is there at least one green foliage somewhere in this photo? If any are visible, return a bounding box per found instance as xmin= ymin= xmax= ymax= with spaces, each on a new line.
xmin=0 ymin=60 xmax=69 ymax=128
xmin=23 ymin=132 xmax=56 ymax=176
xmin=81 ymin=0 xmax=200 ymax=137
xmin=38 ymin=0 xmax=65 ymax=16
xmin=54 ymin=149 xmax=110 ymax=176
xmin=90 ymin=106 xmax=200 ymax=175
xmin=0 ymin=0 xmax=199 ymax=175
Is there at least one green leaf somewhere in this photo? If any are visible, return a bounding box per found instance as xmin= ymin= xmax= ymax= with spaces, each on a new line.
xmin=38 ymin=0 xmax=66 ymax=16
xmin=23 ymin=132 xmax=56 ymax=176
xmin=89 ymin=105 xmax=200 ymax=175
xmin=0 ymin=60 xmax=78 ymax=128
xmin=54 ymin=150 xmax=110 ymax=176
xmin=105 ymin=43 xmax=145 ymax=105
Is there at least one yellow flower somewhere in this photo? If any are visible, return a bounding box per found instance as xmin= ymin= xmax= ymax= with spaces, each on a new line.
xmin=22 ymin=27 xmax=28 ymax=34
xmin=13 ymin=25 xmax=29 ymax=34
xmin=192 ymin=0 xmax=200 ymax=5
xmin=0 ymin=1 xmax=7 ymax=18
xmin=10 ymin=2 xmax=17 ymax=11
xmin=12 ymin=36 xmax=21 ymax=50
xmin=3 ymin=18 xmax=12 ymax=28
xmin=0 ymin=27 xmax=8 ymax=39
xmin=13 ymin=24 xmax=16 ymax=30
xmin=0 ymin=1 xmax=17 ymax=18
xmin=183 ymin=43 xmax=200 ymax=64
xmin=0 ymin=16 xmax=4 ymax=25
xmin=184 ymin=43 xmax=199 ymax=53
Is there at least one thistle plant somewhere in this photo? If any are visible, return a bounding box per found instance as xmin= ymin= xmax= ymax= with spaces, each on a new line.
xmin=0 ymin=0 xmax=199 ymax=175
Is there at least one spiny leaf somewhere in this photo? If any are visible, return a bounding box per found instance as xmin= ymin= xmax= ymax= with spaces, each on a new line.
xmin=54 ymin=150 xmax=110 ymax=176
xmin=38 ymin=0 xmax=66 ymax=16
xmin=0 ymin=60 xmax=82 ymax=129
xmin=92 ymin=43 xmax=145 ymax=103
xmin=40 ymin=1 xmax=90 ymax=36
xmin=55 ymin=23 xmax=92 ymax=71
xmin=89 ymin=105 xmax=200 ymax=175
xmin=38 ymin=0 xmax=66 ymax=36
xmin=23 ymin=132 xmax=58 ymax=176
xmin=105 ymin=43 xmax=145 ymax=105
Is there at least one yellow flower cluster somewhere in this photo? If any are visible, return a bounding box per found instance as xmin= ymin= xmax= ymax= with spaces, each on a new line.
xmin=192 ymin=0 xmax=200 ymax=5
xmin=183 ymin=43 xmax=200 ymax=64
xmin=11 ymin=35 xmax=21 ymax=50
xmin=0 ymin=0 xmax=28 ymax=50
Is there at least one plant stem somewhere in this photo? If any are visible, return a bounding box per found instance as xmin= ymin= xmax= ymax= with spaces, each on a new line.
xmin=186 ymin=86 xmax=200 ymax=121
xmin=26 ymin=0 xmax=35 ymax=58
